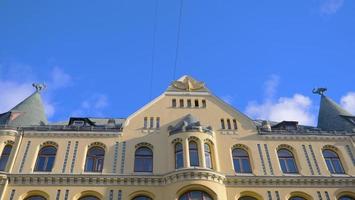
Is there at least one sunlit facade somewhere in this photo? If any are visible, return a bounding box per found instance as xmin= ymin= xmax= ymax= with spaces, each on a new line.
xmin=0 ymin=76 xmax=354 ymax=200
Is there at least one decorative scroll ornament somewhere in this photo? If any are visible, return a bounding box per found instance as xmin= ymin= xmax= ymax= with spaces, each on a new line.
xmin=172 ymin=76 xmax=205 ymax=91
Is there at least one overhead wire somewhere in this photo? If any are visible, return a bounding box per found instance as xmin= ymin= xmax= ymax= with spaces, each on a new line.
xmin=149 ymin=0 xmax=160 ymax=100
xmin=172 ymin=0 xmax=185 ymax=80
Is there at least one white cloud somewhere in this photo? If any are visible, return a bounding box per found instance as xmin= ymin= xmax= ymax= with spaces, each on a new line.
xmin=246 ymin=94 xmax=316 ymax=125
xmin=245 ymin=75 xmax=316 ymax=126
xmin=0 ymin=81 xmax=33 ymax=113
xmin=340 ymin=92 xmax=355 ymax=115
xmin=320 ymin=0 xmax=344 ymax=15
xmin=50 ymin=66 xmax=72 ymax=89
xmin=0 ymin=64 xmax=72 ymax=119
xmin=72 ymin=94 xmax=109 ymax=117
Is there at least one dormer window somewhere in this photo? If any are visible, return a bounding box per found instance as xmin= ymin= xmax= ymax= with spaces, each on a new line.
xmin=73 ymin=120 xmax=85 ymax=127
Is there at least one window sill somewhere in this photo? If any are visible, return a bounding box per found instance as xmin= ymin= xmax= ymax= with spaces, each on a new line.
xmin=330 ymin=173 xmax=349 ymax=177
xmin=282 ymin=173 xmax=301 ymax=176
xmin=234 ymin=173 xmax=254 ymax=176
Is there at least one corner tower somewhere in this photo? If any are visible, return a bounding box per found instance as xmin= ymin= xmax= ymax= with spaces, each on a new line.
xmin=0 ymin=83 xmax=48 ymax=127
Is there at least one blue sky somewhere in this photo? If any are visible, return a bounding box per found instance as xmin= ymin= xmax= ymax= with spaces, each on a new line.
xmin=0 ymin=0 xmax=354 ymax=125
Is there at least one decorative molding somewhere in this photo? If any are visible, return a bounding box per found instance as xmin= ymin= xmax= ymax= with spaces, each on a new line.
xmin=4 ymin=140 xmax=15 ymax=145
xmin=277 ymin=144 xmax=295 ymax=151
xmin=4 ymin=172 xmax=355 ymax=187
xmin=171 ymin=138 xmax=183 ymax=144
xmin=62 ymin=141 xmax=71 ymax=173
xmin=302 ymin=145 xmax=315 ymax=175
xmin=40 ymin=141 xmax=58 ymax=148
xmin=0 ymin=129 xmax=20 ymax=136
xmin=24 ymin=131 xmax=121 ymax=138
xmin=19 ymin=141 xmax=31 ymax=173
xmin=264 ymin=144 xmax=274 ymax=175
xmin=188 ymin=136 xmax=200 ymax=142
xmin=88 ymin=142 xmax=106 ymax=149
xmin=232 ymin=144 xmax=249 ymax=151
xmin=257 ymin=144 xmax=267 ymax=175
xmin=322 ymin=145 xmax=339 ymax=152
xmin=135 ymin=142 xmax=153 ymax=150
xmin=261 ymin=134 xmax=350 ymax=141
xmin=112 ymin=142 xmax=119 ymax=173
xmin=70 ymin=141 xmax=79 ymax=174
xmin=203 ymin=138 xmax=214 ymax=145
xmin=309 ymin=145 xmax=321 ymax=175
xmin=345 ymin=145 xmax=355 ymax=166
xmin=120 ymin=142 xmax=127 ymax=174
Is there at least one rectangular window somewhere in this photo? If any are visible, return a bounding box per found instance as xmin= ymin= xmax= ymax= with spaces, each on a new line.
xmin=221 ymin=119 xmax=225 ymax=129
xmin=202 ymin=100 xmax=206 ymax=108
xmin=172 ymin=99 xmax=177 ymax=107
xmin=150 ymin=117 xmax=154 ymax=128
xmin=227 ymin=119 xmax=231 ymax=130
xmin=144 ymin=117 xmax=148 ymax=128
xmin=179 ymin=99 xmax=184 ymax=108
xmin=195 ymin=99 xmax=199 ymax=107
xmin=233 ymin=119 xmax=238 ymax=130
xmin=156 ymin=117 xmax=160 ymax=128
xmin=187 ymin=99 xmax=192 ymax=107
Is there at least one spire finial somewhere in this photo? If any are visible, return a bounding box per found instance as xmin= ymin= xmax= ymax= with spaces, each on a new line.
xmin=312 ymin=87 xmax=327 ymax=95
xmin=32 ymin=83 xmax=46 ymax=92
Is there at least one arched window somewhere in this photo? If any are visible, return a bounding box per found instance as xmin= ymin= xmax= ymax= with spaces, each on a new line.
xmin=338 ymin=196 xmax=355 ymax=200
xmin=289 ymin=197 xmax=306 ymax=200
xmin=179 ymin=191 xmax=213 ymax=200
xmin=79 ymin=196 xmax=100 ymax=200
xmin=323 ymin=149 xmax=345 ymax=174
xmin=134 ymin=147 xmax=153 ymax=172
xmin=204 ymin=143 xmax=212 ymax=169
xmin=175 ymin=143 xmax=184 ymax=169
xmin=0 ymin=145 xmax=12 ymax=171
xmin=278 ymin=149 xmax=298 ymax=173
xmin=132 ymin=196 xmax=152 ymax=200
xmin=189 ymin=141 xmax=199 ymax=167
xmin=34 ymin=146 xmax=57 ymax=172
xmin=85 ymin=146 xmax=105 ymax=172
xmin=232 ymin=148 xmax=252 ymax=173
xmin=239 ymin=197 xmax=257 ymax=200
xmin=25 ymin=196 xmax=47 ymax=200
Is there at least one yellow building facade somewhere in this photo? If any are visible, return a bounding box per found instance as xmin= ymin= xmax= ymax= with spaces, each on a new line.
xmin=0 ymin=76 xmax=354 ymax=200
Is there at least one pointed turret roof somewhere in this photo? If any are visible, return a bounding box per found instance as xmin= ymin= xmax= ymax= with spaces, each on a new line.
xmin=317 ymin=93 xmax=355 ymax=132
xmin=0 ymin=84 xmax=48 ymax=127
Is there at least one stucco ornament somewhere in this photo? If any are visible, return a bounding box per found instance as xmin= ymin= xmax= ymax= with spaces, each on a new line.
xmin=172 ymin=76 xmax=205 ymax=91
xmin=312 ymin=87 xmax=327 ymax=95
xmin=32 ymin=83 xmax=46 ymax=92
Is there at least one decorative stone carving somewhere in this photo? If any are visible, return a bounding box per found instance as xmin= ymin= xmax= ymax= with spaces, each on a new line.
xmin=171 ymin=76 xmax=205 ymax=91
xmin=135 ymin=142 xmax=154 ymax=149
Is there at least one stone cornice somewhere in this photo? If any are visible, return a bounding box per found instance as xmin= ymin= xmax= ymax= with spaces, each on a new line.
xmin=3 ymin=170 xmax=354 ymax=187
xmin=24 ymin=131 xmax=121 ymax=138
xmin=260 ymin=134 xmax=350 ymax=141
xmin=0 ymin=129 xmax=21 ymax=136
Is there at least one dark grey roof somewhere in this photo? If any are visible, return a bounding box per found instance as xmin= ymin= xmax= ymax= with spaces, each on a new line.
xmin=169 ymin=114 xmax=212 ymax=134
xmin=317 ymin=95 xmax=355 ymax=132
xmin=0 ymin=91 xmax=48 ymax=127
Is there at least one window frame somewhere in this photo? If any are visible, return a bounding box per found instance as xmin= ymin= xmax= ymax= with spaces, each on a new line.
xmin=34 ymin=146 xmax=57 ymax=172
xmin=322 ymin=149 xmax=345 ymax=174
xmin=175 ymin=143 xmax=184 ymax=169
xmin=204 ymin=143 xmax=213 ymax=169
xmin=134 ymin=147 xmax=153 ymax=172
xmin=0 ymin=144 xmax=12 ymax=171
xmin=189 ymin=141 xmax=200 ymax=167
xmin=232 ymin=148 xmax=252 ymax=173
xmin=85 ymin=146 xmax=105 ymax=172
xmin=277 ymin=148 xmax=299 ymax=174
